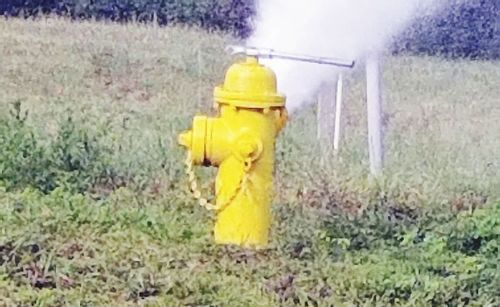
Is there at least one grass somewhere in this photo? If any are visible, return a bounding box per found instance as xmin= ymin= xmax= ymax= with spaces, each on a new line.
xmin=0 ymin=17 xmax=499 ymax=306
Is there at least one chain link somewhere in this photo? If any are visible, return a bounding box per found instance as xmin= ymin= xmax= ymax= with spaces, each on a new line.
xmin=184 ymin=151 xmax=250 ymax=211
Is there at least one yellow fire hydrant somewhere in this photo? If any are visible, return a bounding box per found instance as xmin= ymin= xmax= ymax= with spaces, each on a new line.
xmin=178 ymin=57 xmax=287 ymax=248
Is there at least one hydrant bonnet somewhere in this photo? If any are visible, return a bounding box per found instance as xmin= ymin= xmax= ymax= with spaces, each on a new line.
xmin=214 ymin=57 xmax=285 ymax=108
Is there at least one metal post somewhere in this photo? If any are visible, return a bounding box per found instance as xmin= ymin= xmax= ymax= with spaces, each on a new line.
xmin=316 ymin=82 xmax=336 ymax=148
xmin=366 ymin=55 xmax=384 ymax=176
xmin=333 ymin=74 xmax=343 ymax=154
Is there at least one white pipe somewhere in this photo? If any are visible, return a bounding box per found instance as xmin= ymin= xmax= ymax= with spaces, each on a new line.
xmin=226 ymin=45 xmax=355 ymax=68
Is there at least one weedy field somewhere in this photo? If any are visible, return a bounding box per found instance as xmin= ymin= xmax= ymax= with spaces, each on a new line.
xmin=0 ymin=18 xmax=499 ymax=306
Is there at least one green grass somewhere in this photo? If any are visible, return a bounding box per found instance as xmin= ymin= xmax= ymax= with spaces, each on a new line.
xmin=0 ymin=17 xmax=499 ymax=306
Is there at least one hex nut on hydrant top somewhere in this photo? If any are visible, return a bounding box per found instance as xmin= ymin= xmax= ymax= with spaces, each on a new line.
xmin=178 ymin=57 xmax=287 ymax=249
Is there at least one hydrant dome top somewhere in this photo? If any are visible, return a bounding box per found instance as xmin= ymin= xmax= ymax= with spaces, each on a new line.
xmin=214 ymin=57 xmax=286 ymax=108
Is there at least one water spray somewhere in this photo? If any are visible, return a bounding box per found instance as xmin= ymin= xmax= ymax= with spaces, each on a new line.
xmin=177 ymin=1 xmax=463 ymax=249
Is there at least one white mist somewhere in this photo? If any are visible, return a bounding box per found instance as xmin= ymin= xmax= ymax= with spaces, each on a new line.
xmin=247 ymin=0 xmax=455 ymax=111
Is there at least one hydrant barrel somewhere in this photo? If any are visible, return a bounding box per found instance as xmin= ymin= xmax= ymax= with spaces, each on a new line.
xmin=179 ymin=57 xmax=287 ymax=249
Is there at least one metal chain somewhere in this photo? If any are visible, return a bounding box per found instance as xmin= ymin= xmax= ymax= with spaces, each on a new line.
xmin=184 ymin=151 xmax=250 ymax=211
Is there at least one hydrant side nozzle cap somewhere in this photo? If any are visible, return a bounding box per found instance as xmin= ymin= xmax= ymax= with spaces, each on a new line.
xmin=191 ymin=116 xmax=209 ymax=165
xmin=214 ymin=57 xmax=286 ymax=108
xmin=178 ymin=116 xmax=208 ymax=165
xmin=178 ymin=130 xmax=192 ymax=148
